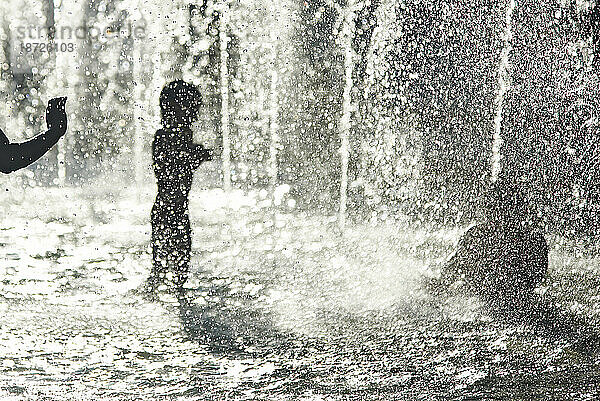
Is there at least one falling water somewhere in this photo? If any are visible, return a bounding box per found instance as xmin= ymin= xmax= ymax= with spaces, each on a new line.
xmin=339 ymin=6 xmax=355 ymax=229
xmin=132 ymin=66 xmax=145 ymax=187
xmin=45 ymin=0 xmax=70 ymax=185
xmin=491 ymin=0 xmax=516 ymax=182
xmin=131 ymin=3 xmax=151 ymax=188
xmin=268 ymin=36 xmax=279 ymax=190
xmin=220 ymin=5 xmax=232 ymax=191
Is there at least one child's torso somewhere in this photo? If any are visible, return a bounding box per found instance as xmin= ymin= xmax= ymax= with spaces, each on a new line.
xmin=152 ymin=128 xmax=195 ymax=203
xmin=460 ymin=223 xmax=548 ymax=294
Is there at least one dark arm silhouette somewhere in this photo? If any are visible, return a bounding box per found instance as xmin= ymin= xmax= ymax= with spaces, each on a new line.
xmin=0 ymin=97 xmax=67 ymax=174
xmin=190 ymin=143 xmax=213 ymax=169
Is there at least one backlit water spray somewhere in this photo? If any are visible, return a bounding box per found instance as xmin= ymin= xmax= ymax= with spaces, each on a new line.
xmin=491 ymin=0 xmax=516 ymax=182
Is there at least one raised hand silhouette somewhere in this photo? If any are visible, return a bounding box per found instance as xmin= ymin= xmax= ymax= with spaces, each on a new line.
xmin=0 ymin=97 xmax=68 ymax=174
xmin=46 ymin=97 xmax=68 ymax=134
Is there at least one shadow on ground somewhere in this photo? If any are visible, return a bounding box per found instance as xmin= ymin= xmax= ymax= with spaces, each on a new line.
xmin=176 ymin=273 xmax=296 ymax=355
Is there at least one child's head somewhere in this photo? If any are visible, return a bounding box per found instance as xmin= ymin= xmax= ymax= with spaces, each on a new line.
xmin=160 ymin=80 xmax=202 ymax=128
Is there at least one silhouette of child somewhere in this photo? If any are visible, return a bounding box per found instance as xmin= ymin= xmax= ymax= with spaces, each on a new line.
xmin=149 ymin=80 xmax=213 ymax=291
xmin=430 ymin=181 xmax=600 ymax=352
xmin=433 ymin=180 xmax=548 ymax=308
xmin=0 ymin=97 xmax=68 ymax=174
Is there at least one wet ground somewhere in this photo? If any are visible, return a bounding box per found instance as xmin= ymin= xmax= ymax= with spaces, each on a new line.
xmin=1 ymin=184 xmax=600 ymax=400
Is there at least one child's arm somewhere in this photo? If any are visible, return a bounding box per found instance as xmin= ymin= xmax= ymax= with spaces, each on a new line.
xmin=0 ymin=98 xmax=68 ymax=174
xmin=152 ymin=133 xmax=176 ymax=186
xmin=189 ymin=144 xmax=213 ymax=169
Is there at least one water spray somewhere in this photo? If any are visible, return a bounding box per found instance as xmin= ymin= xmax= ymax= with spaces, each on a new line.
xmin=491 ymin=0 xmax=516 ymax=182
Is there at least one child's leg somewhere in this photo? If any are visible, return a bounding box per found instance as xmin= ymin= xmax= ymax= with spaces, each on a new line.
xmin=151 ymin=231 xmax=167 ymax=278
xmin=172 ymin=212 xmax=192 ymax=288
xmin=150 ymin=203 xmax=169 ymax=285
